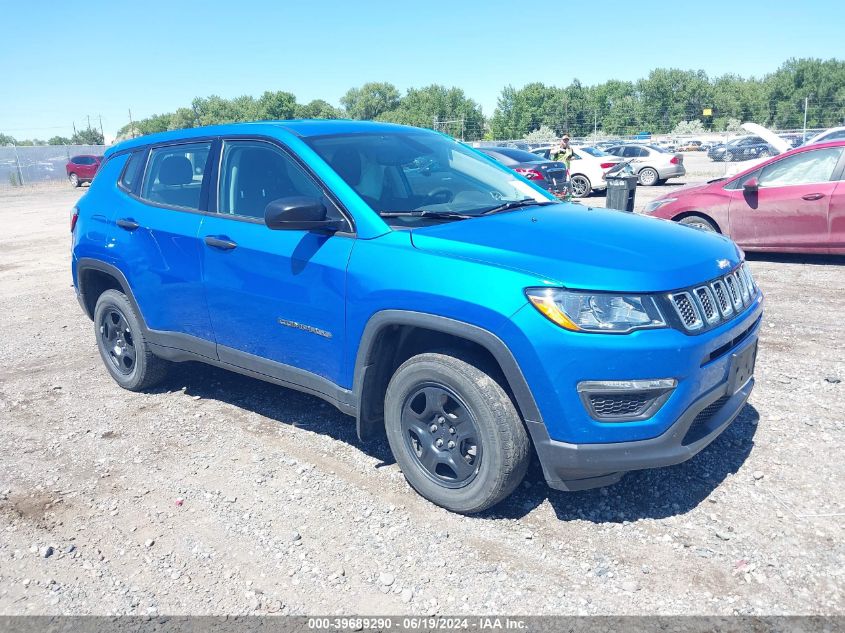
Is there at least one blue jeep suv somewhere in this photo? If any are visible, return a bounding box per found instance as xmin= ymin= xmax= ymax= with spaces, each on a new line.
xmin=71 ymin=120 xmax=762 ymax=513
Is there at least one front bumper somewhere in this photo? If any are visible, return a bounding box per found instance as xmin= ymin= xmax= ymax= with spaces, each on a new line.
xmin=529 ymin=371 xmax=753 ymax=491
xmin=499 ymin=288 xmax=763 ymax=491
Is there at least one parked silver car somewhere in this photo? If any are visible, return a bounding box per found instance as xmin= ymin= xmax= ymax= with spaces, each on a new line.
xmin=602 ymin=144 xmax=686 ymax=185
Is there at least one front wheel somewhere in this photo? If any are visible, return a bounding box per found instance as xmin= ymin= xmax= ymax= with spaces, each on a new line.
xmin=723 ymin=151 xmax=734 ymax=162
xmin=384 ymin=352 xmax=530 ymax=514
xmin=69 ymin=173 xmax=80 ymax=187
xmin=570 ymin=174 xmax=591 ymax=198
xmin=638 ymin=167 xmax=659 ymax=186
xmin=679 ymin=214 xmax=718 ymax=232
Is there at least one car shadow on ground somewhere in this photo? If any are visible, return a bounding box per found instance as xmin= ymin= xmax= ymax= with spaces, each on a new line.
xmin=159 ymin=362 xmax=758 ymax=523
xmin=488 ymin=403 xmax=760 ymax=522
xmin=161 ymin=361 xmax=396 ymax=464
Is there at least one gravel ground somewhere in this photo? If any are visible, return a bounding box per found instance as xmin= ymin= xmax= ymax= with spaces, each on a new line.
xmin=0 ymin=178 xmax=842 ymax=616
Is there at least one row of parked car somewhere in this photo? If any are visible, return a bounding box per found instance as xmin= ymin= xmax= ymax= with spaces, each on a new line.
xmin=476 ymin=142 xmax=686 ymax=198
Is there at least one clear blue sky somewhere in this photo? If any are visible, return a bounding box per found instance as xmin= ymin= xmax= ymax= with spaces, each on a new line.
xmin=1 ymin=0 xmax=843 ymax=140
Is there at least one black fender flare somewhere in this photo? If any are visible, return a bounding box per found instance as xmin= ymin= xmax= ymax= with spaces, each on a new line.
xmin=76 ymin=258 xmax=147 ymax=326
xmin=352 ymin=310 xmax=542 ymax=441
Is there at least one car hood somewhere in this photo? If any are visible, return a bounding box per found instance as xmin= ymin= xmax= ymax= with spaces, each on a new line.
xmin=742 ymin=122 xmax=790 ymax=154
xmin=410 ymin=205 xmax=742 ymax=293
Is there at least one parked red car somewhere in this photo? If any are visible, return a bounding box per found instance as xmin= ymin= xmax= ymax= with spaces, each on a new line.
xmin=66 ymin=155 xmax=103 ymax=187
xmin=644 ymin=141 xmax=845 ymax=254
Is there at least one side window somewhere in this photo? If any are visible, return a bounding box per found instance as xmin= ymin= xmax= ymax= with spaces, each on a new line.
xmin=623 ymin=146 xmax=645 ymax=158
xmin=218 ymin=140 xmax=325 ymax=220
xmin=140 ymin=142 xmax=212 ymax=210
xmin=119 ymin=151 xmax=146 ymax=192
xmin=827 ymin=130 xmax=845 ymax=141
xmin=759 ymin=148 xmax=844 ymax=187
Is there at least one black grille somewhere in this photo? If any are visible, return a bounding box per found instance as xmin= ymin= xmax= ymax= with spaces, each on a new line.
xmin=712 ymin=281 xmax=732 ymax=315
xmin=725 ymin=274 xmax=741 ymax=308
xmin=588 ymin=393 xmax=649 ymax=417
xmin=672 ymin=293 xmax=700 ymax=328
xmin=695 ymin=287 xmax=717 ymax=322
xmin=682 ymin=395 xmax=730 ymax=445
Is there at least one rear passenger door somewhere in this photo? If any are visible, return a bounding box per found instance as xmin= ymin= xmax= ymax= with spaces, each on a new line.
xmin=199 ymin=138 xmax=354 ymax=387
xmin=109 ymin=141 xmax=216 ymax=351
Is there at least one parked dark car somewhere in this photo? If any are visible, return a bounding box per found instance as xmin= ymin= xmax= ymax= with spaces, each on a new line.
xmin=66 ymin=155 xmax=103 ymax=187
xmin=476 ymin=147 xmax=569 ymax=197
xmin=645 ymin=140 xmax=845 ymax=254
xmin=707 ymin=136 xmax=776 ymax=162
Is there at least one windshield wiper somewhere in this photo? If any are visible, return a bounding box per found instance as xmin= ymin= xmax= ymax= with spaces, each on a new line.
xmin=378 ymin=210 xmax=474 ymax=220
xmin=481 ymin=198 xmax=556 ymax=215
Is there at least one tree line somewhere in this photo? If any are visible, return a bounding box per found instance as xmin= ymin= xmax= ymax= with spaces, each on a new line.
xmin=2 ymin=58 xmax=842 ymax=146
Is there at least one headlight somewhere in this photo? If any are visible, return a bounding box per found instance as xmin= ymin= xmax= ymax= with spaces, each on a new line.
xmin=526 ymin=288 xmax=666 ymax=334
xmin=643 ymin=198 xmax=677 ymax=214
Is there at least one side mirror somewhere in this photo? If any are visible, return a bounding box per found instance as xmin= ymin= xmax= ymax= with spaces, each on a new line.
xmin=743 ymin=177 xmax=759 ymax=193
xmin=264 ymin=197 xmax=341 ymax=232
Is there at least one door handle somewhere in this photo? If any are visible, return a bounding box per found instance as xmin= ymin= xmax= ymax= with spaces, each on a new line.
xmin=802 ymin=193 xmax=825 ymax=201
xmin=116 ymin=218 xmax=139 ymax=231
xmin=204 ymin=236 xmax=238 ymax=250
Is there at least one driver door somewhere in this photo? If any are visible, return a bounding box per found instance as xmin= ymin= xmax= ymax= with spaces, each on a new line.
xmin=728 ymin=147 xmax=844 ymax=250
xmin=199 ymin=138 xmax=354 ymax=385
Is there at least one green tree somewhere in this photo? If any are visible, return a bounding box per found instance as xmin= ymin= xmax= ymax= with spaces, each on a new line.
xmin=0 ymin=133 xmax=15 ymax=145
xmin=169 ymin=108 xmax=197 ymax=130
xmin=340 ymin=82 xmax=400 ymax=120
xmin=72 ymin=127 xmax=104 ymax=145
xmin=295 ymin=99 xmax=344 ymax=119
xmin=256 ymin=90 xmax=298 ymax=120
xmin=377 ymin=85 xmax=485 ymax=140
xmin=48 ymin=136 xmax=73 ymax=145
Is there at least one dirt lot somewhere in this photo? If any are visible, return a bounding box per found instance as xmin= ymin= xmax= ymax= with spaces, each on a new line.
xmin=0 ymin=179 xmax=843 ymax=616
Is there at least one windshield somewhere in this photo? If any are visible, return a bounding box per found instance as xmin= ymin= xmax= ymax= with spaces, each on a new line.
xmin=580 ymin=146 xmax=610 ymax=157
xmin=305 ymin=131 xmax=554 ymax=225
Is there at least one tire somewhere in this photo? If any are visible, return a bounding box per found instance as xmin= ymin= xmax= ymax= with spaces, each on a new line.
xmin=723 ymin=151 xmax=734 ymax=162
xmin=679 ymin=214 xmax=718 ymax=232
xmin=93 ymin=289 xmax=169 ymax=391
xmin=638 ymin=167 xmax=659 ymax=186
xmin=759 ymin=149 xmax=771 ymax=158
xmin=384 ymin=352 xmax=530 ymax=514
xmin=570 ymin=174 xmax=591 ymax=198
xmin=69 ymin=173 xmax=80 ymax=187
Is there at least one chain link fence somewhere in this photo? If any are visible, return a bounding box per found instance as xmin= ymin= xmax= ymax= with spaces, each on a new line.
xmin=0 ymin=145 xmax=111 ymax=188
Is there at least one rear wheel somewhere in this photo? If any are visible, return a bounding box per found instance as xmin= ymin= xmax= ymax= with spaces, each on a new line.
xmin=570 ymin=174 xmax=591 ymax=198
xmin=69 ymin=173 xmax=80 ymax=187
xmin=679 ymin=214 xmax=718 ymax=232
xmin=94 ymin=289 xmax=169 ymax=391
xmin=639 ymin=167 xmax=659 ymax=186
xmin=384 ymin=352 xmax=530 ymax=514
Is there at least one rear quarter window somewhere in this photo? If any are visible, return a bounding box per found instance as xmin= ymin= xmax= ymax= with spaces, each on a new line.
xmin=140 ymin=142 xmax=212 ymax=210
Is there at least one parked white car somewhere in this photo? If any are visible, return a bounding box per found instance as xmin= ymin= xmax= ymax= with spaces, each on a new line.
xmin=805 ymin=126 xmax=845 ymax=145
xmin=531 ymin=145 xmax=622 ymax=197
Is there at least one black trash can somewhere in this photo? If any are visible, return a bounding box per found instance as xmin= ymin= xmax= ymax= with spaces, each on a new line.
xmin=605 ymin=173 xmax=638 ymax=212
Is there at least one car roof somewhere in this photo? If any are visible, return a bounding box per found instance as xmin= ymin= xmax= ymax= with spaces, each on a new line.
xmin=105 ymin=119 xmax=429 ymax=157
xmin=806 ymin=126 xmax=845 ymax=144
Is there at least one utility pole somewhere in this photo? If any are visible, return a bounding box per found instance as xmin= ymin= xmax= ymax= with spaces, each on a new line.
xmin=802 ymin=95 xmax=811 ymax=142
xmin=128 ymin=109 xmax=134 ymax=137
xmin=460 ymin=115 xmax=465 ymax=142
xmin=594 ymin=109 xmax=598 ymax=143
xmin=87 ymin=114 xmax=91 ymax=131
xmin=98 ymin=115 xmax=105 ymax=143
